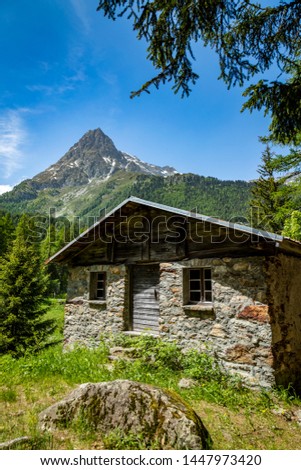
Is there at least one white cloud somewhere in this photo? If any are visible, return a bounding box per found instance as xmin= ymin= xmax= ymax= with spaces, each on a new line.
xmin=69 ymin=0 xmax=91 ymax=34
xmin=27 ymin=83 xmax=75 ymax=95
xmin=68 ymin=69 xmax=86 ymax=83
xmin=27 ymin=69 xmax=86 ymax=97
xmin=0 ymin=110 xmax=26 ymax=178
xmin=0 ymin=185 xmax=13 ymax=195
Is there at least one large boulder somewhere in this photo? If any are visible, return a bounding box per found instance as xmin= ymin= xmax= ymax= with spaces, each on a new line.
xmin=38 ymin=380 xmax=211 ymax=449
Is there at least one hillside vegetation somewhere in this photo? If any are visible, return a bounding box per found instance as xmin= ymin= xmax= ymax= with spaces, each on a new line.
xmin=130 ymin=173 xmax=251 ymax=221
xmin=0 ymin=171 xmax=251 ymax=222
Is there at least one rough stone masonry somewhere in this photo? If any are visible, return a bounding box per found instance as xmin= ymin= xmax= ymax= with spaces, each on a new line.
xmin=64 ymin=254 xmax=301 ymax=390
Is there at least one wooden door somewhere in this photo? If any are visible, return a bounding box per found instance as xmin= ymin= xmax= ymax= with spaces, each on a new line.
xmin=132 ymin=265 xmax=159 ymax=333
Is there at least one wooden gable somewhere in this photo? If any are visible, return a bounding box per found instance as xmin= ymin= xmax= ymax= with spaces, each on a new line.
xmin=47 ymin=197 xmax=301 ymax=266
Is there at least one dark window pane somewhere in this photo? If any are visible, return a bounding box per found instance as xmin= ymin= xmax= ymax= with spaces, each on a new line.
xmin=205 ymin=291 xmax=212 ymax=302
xmin=190 ymin=291 xmax=201 ymax=302
xmin=190 ymin=269 xmax=200 ymax=279
xmin=190 ymin=280 xmax=201 ymax=290
xmin=204 ymin=269 xmax=211 ymax=279
xmin=205 ymin=280 xmax=212 ymax=290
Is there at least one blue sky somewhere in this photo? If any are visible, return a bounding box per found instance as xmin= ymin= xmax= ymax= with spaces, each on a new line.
xmin=0 ymin=0 xmax=282 ymax=194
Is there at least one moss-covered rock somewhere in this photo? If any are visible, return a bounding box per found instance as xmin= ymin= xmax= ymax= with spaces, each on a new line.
xmin=38 ymin=380 xmax=212 ymax=449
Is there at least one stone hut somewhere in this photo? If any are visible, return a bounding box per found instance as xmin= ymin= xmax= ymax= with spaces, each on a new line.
xmin=48 ymin=197 xmax=301 ymax=390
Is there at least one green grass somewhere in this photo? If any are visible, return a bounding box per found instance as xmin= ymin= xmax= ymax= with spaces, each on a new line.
xmin=44 ymin=298 xmax=65 ymax=344
xmin=1 ymin=299 xmax=301 ymax=450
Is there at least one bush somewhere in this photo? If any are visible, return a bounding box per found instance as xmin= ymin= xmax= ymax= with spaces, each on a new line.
xmin=103 ymin=333 xmax=228 ymax=381
xmin=181 ymin=349 xmax=225 ymax=382
xmin=131 ymin=335 xmax=182 ymax=371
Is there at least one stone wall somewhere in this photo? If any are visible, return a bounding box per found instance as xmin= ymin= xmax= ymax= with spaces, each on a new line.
xmin=158 ymin=257 xmax=274 ymax=388
xmin=64 ymin=254 xmax=301 ymax=390
xmin=64 ymin=265 xmax=127 ymax=347
xmin=266 ymin=254 xmax=301 ymax=393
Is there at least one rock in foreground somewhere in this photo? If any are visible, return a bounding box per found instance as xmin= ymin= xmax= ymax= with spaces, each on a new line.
xmin=38 ymin=380 xmax=211 ymax=449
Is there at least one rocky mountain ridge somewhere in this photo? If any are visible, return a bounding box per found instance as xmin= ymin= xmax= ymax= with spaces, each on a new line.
xmin=32 ymin=128 xmax=178 ymax=190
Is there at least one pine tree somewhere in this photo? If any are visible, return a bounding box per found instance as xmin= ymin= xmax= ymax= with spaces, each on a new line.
xmin=0 ymin=213 xmax=15 ymax=256
xmin=0 ymin=215 xmax=55 ymax=356
xmin=250 ymin=145 xmax=285 ymax=233
xmin=250 ymin=144 xmax=301 ymax=234
xmin=40 ymin=223 xmax=68 ymax=296
xmin=283 ymin=210 xmax=301 ymax=241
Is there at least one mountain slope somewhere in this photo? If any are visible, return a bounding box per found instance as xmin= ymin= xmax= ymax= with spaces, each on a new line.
xmin=0 ymin=128 xmax=252 ymax=221
xmin=129 ymin=173 xmax=252 ymax=221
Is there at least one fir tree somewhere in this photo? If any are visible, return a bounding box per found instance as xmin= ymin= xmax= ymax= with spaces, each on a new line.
xmin=250 ymin=145 xmax=285 ymax=233
xmin=0 ymin=215 xmax=55 ymax=356
xmin=250 ymin=144 xmax=301 ymax=234
xmin=0 ymin=213 xmax=15 ymax=256
xmin=283 ymin=210 xmax=301 ymax=241
xmin=40 ymin=223 xmax=68 ymax=296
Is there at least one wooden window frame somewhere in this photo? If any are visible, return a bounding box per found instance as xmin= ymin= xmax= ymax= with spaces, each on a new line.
xmin=183 ymin=267 xmax=213 ymax=305
xmin=89 ymin=272 xmax=106 ymax=301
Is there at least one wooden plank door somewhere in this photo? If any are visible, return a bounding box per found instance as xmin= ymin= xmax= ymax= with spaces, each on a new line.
xmin=132 ymin=265 xmax=160 ymax=333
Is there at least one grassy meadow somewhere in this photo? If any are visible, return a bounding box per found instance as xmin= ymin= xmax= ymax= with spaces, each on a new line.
xmin=1 ymin=299 xmax=301 ymax=450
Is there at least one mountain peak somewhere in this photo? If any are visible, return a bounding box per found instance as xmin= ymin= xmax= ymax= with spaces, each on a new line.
xmin=32 ymin=128 xmax=178 ymax=190
xmin=69 ymin=128 xmax=117 ymax=154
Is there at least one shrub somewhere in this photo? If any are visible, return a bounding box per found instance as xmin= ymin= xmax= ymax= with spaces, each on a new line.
xmin=181 ymin=349 xmax=225 ymax=382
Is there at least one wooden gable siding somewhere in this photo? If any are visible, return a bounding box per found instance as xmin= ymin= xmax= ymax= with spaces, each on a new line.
xmin=67 ymin=206 xmax=277 ymax=266
xmin=48 ymin=197 xmax=301 ymax=267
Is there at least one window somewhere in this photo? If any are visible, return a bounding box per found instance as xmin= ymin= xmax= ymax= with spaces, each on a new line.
xmin=90 ymin=272 xmax=106 ymax=300
xmin=184 ymin=268 xmax=212 ymax=304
